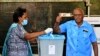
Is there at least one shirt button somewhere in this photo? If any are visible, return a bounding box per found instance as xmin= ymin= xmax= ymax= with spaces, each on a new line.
xmin=76 ymin=51 xmax=78 ymax=53
xmin=76 ymin=45 xmax=78 ymax=47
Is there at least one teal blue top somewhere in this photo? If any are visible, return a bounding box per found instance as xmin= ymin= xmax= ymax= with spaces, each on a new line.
xmin=2 ymin=23 xmax=33 ymax=56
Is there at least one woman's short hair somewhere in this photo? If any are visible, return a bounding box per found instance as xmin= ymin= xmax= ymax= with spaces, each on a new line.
xmin=13 ymin=7 xmax=26 ymax=23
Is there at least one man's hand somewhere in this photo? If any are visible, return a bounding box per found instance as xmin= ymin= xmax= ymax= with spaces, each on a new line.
xmin=56 ymin=13 xmax=69 ymax=22
xmin=56 ymin=16 xmax=62 ymax=23
xmin=44 ymin=28 xmax=53 ymax=34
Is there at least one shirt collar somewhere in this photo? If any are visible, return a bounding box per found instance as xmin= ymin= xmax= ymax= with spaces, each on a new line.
xmin=72 ymin=20 xmax=87 ymax=27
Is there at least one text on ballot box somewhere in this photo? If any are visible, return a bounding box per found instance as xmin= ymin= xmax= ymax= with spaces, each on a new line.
xmin=38 ymin=34 xmax=65 ymax=56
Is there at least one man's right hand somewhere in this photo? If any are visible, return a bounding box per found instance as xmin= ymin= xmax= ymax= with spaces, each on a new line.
xmin=56 ymin=13 xmax=64 ymax=23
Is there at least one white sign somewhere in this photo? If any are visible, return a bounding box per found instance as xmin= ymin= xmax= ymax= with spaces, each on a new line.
xmin=84 ymin=17 xmax=100 ymax=24
xmin=48 ymin=45 xmax=55 ymax=55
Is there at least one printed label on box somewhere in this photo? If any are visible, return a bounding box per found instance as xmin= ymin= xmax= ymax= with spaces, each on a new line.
xmin=48 ymin=45 xmax=55 ymax=55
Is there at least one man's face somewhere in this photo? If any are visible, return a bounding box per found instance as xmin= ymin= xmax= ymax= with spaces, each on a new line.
xmin=73 ymin=9 xmax=84 ymax=24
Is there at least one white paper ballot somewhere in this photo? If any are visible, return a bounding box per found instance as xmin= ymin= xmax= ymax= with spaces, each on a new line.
xmin=48 ymin=45 xmax=55 ymax=55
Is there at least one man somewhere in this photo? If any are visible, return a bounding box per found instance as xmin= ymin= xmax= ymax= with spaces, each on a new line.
xmin=53 ymin=8 xmax=98 ymax=56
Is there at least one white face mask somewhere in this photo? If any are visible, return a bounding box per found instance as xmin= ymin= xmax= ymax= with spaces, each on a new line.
xmin=22 ymin=19 xmax=28 ymax=25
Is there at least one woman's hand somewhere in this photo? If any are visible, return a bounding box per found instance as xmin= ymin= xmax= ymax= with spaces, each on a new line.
xmin=44 ymin=28 xmax=53 ymax=34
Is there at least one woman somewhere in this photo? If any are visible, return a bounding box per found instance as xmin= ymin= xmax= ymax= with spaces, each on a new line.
xmin=2 ymin=7 xmax=53 ymax=56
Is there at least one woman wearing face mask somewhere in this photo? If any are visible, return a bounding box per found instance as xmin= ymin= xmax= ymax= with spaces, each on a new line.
xmin=2 ymin=7 xmax=53 ymax=56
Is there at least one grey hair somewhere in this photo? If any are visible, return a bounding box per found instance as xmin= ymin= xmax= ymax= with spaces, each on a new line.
xmin=72 ymin=8 xmax=84 ymax=15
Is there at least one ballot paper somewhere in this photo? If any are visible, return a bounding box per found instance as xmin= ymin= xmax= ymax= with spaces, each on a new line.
xmin=59 ymin=13 xmax=72 ymax=17
xmin=48 ymin=45 xmax=55 ymax=55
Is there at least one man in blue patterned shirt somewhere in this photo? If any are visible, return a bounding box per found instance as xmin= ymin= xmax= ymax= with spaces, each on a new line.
xmin=53 ymin=8 xmax=98 ymax=56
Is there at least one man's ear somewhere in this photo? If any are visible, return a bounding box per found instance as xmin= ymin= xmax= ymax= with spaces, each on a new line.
xmin=71 ymin=15 xmax=74 ymax=18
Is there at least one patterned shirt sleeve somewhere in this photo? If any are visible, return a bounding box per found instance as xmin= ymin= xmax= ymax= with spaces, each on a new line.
xmin=89 ymin=27 xmax=97 ymax=42
xmin=59 ymin=23 xmax=67 ymax=33
xmin=14 ymin=26 xmax=26 ymax=39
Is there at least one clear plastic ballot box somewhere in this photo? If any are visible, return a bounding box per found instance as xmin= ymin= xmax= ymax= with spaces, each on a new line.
xmin=38 ymin=34 xmax=65 ymax=56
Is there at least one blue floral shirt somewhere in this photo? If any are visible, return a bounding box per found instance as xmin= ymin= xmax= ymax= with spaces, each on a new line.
xmin=7 ymin=24 xmax=28 ymax=56
xmin=59 ymin=20 xmax=97 ymax=56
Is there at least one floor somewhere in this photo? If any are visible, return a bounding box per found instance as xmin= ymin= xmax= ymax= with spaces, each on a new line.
xmin=0 ymin=54 xmax=38 ymax=56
